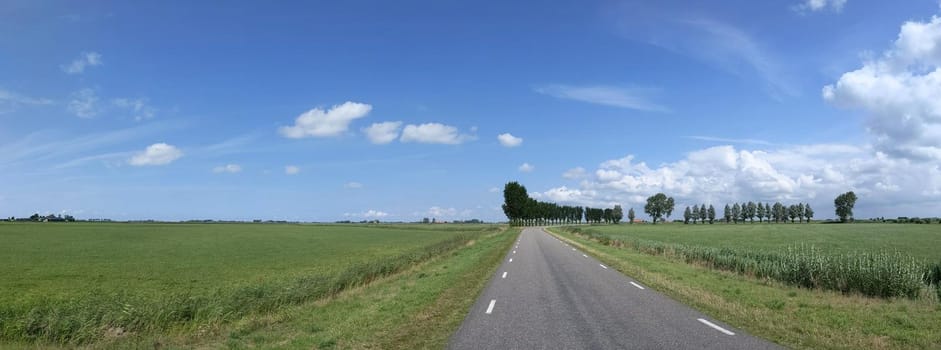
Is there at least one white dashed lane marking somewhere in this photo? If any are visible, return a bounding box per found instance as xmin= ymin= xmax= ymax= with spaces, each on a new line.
xmin=599 ymin=264 xmax=608 ymax=269
xmin=697 ymin=318 xmax=735 ymax=335
xmin=630 ymin=282 xmax=645 ymax=290
xmin=486 ymin=299 xmax=496 ymax=314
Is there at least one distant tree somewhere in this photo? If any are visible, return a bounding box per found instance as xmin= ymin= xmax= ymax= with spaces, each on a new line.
xmin=746 ymin=201 xmax=757 ymax=223
xmin=644 ymin=193 xmax=675 ymax=224
xmin=693 ymin=205 xmax=701 ymax=224
xmin=731 ymin=203 xmax=741 ymax=224
xmin=788 ymin=205 xmax=798 ymax=223
xmin=723 ymin=204 xmax=732 ymax=223
xmin=422 ymin=217 xmax=430 ymax=224
xmin=603 ymin=208 xmax=613 ymax=224
xmin=798 ymin=203 xmax=806 ymax=223
xmin=628 ymin=208 xmax=636 ymax=224
xmin=757 ymin=203 xmax=766 ymax=223
xmin=764 ymin=203 xmax=772 ymax=223
xmin=804 ymin=204 xmax=814 ymax=223
xmin=612 ymin=205 xmax=624 ymax=224
xmin=739 ymin=202 xmax=749 ymax=223
xmin=834 ymin=191 xmax=857 ymax=223
xmin=707 ymin=204 xmax=716 ymax=224
xmin=772 ymin=202 xmax=783 ymax=223
xmin=683 ymin=206 xmax=692 ymax=224
xmin=502 ymin=182 xmax=529 ymax=226
xmin=29 ymin=213 xmax=40 ymax=222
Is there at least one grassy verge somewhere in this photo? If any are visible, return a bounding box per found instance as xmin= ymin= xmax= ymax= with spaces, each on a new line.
xmin=547 ymin=228 xmax=941 ymax=349
xmin=100 ymin=227 xmax=519 ymax=349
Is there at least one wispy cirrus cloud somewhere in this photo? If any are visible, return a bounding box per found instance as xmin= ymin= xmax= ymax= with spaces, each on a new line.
xmin=794 ymin=0 xmax=847 ymax=13
xmin=61 ymin=52 xmax=102 ymax=74
xmin=0 ymin=88 xmax=53 ymax=114
xmin=534 ymin=84 xmax=669 ymax=112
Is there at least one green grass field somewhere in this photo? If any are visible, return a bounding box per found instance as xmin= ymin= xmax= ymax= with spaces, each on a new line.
xmin=579 ymin=222 xmax=941 ymax=260
xmin=549 ymin=223 xmax=941 ymax=349
xmin=0 ymin=222 xmax=508 ymax=346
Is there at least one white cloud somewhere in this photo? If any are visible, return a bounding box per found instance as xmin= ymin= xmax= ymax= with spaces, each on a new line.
xmin=400 ymin=123 xmax=475 ymax=144
xmin=534 ymin=84 xmax=669 ymax=112
xmin=488 ymin=187 xmax=501 ymax=193
xmin=563 ymin=167 xmax=587 ymax=179
xmin=363 ymin=121 xmax=402 ymax=144
xmin=497 ymin=133 xmax=523 ymax=147
xmin=345 ymin=209 xmax=390 ymax=219
xmin=823 ymin=15 xmax=941 ymax=160
xmin=518 ymin=162 xmax=535 ymax=173
xmin=279 ymin=101 xmax=372 ymax=138
xmin=686 ymin=135 xmax=775 ymax=146
xmin=213 ymin=164 xmax=242 ymax=173
xmin=129 ymin=143 xmax=183 ymax=166
xmin=61 ymin=52 xmax=102 ymax=74
xmin=112 ymin=98 xmax=156 ymax=121
xmin=284 ymin=165 xmax=300 ymax=175
xmin=344 ymin=182 xmax=363 ymax=189
xmin=795 ymin=0 xmax=847 ymax=13
xmin=420 ymin=206 xmax=474 ymax=220
xmin=0 ymin=89 xmax=53 ymax=113
xmin=534 ymin=144 xmax=941 ymax=218
xmin=68 ymin=88 xmax=99 ymax=118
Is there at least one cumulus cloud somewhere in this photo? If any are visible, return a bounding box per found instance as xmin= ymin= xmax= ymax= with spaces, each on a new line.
xmin=420 ymin=206 xmax=474 ymax=220
xmin=279 ymin=101 xmax=372 ymax=138
xmin=344 ymin=182 xmax=363 ymax=189
xmin=562 ymin=167 xmax=587 ymax=179
xmin=518 ymin=162 xmax=535 ymax=173
xmin=345 ymin=209 xmax=390 ymax=219
xmin=534 ymin=144 xmax=941 ymax=218
xmin=795 ymin=0 xmax=847 ymax=13
xmin=112 ymin=98 xmax=156 ymax=121
xmin=213 ymin=164 xmax=242 ymax=173
xmin=129 ymin=143 xmax=183 ymax=166
xmin=68 ymin=88 xmax=99 ymax=118
xmin=61 ymin=52 xmax=102 ymax=74
xmin=363 ymin=121 xmax=402 ymax=144
xmin=284 ymin=165 xmax=300 ymax=175
xmin=823 ymin=15 xmax=941 ymax=160
xmin=534 ymin=84 xmax=669 ymax=112
xmin=400 ymin=123 xmax=475 ymax=144
xmin=497 ymin=133 xmax=523 ymax=147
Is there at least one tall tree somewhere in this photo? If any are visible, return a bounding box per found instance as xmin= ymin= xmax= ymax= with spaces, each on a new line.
xmin=798 ymin=203 xmax=806 ymax=223
xmin=772 ymin=202 xmax=783 ymax=223
xmin=692 ymin=205 xmax=700 ymax=224
xmin=628 ymin=208 xmax=636 ymax=224
xmin=707 ymin=204 xmax=716 ymax=224
xmin=739 ymin=202 xmax=749 ymax=223
xmin=644 ymin=193 xmax=675 ymax=224
xmin=502 ymin=182 xmax=528 ymax=226
xmin=834 ymin=191 xmax=857 ymax=223
xmin=723 ymin=204 xmax=732 ymax=223
xmin=612 ymin=205 xmax=624 ymax=224
xmin=804 ymin=204 xmax=814 ymax=223
xmin=746 ymin=201 xmax=757 ymax=223
xmin=764 ymin=203 xmax=772 ymax=223
xmin=757 ymin=203 xmax=766 ymax=223
xmin=683 ymin=206 xmax=692 ymax=224
xmin=699 ymin=204 xmax=707 ymax=224
xmin=732 ymin=203 xmax=741 ymax=224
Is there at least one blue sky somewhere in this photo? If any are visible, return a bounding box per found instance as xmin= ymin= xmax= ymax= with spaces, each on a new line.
xmin=2 ymin=0 xmax=941 ymax=221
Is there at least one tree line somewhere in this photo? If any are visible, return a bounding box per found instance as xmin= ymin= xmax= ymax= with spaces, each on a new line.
xmin=502 ymin=182 xmax=626 ymax=226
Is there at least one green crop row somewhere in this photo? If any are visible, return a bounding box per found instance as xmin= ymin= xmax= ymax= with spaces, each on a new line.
xmin=561 ymin=227 xmax=941 ymax=300
xmin=0 ymin=233 xmax=477 ymax=345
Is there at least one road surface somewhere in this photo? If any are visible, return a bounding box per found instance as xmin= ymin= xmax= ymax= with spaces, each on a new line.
xmin=449 ymin=227 xmax=781 ymax=350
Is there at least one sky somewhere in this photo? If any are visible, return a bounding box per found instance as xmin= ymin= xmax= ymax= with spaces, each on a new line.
xmin=2 ymin=0 xmax=941 ymax=222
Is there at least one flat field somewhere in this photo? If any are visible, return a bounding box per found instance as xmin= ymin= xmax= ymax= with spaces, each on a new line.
xmin=580 ymin=222 xmax=941 ymax=260
xmin=0 ymin=222 xmax=503 ymax=345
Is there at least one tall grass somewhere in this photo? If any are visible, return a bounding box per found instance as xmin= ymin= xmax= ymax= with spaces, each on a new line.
xmin=0 ymin=233 xmax=477 ymax=345
xmin=562 ymin=227 xmax=940 ymax=300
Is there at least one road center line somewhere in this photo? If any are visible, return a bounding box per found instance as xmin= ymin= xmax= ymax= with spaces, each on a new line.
xmin=486 ymin=299 xmax=496 ymax=314
xmin=599 ymin=264 xmax=608 ymax=269
xmin=509 ymin=258 xmax=513 ymax=262
xmin=502 ymin=271 xmax=507 ymax=279
xmin=571 ymin=248 xmax=576 ymax=251
xmin=582 ymin=254 xmax=588 ymax=258
xmin=697 ymin=318 xmax=735 ymax=335
xmin=630 ymin=282 xmax=645 ymax=290
xmin=513 ymin=250 xmax=517 ymax=254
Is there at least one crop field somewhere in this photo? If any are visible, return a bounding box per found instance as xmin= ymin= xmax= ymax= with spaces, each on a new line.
xmin=550 ymin=223 xmax=941 ymax=348
xmin=0 ymin=222 xmax=505 ymax=346
xmin=575 ymin=222 xmax=941 ymax=260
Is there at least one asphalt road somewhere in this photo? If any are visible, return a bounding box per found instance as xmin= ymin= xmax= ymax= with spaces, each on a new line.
xmin=449 ymin=227 xmax=782 ymax=350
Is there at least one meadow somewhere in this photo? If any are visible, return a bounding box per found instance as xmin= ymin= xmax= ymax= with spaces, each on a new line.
xmin=550 ymin=223 xmax=941 ymax=348
xmin=0 ymin=222 xmax=506 ymax=346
